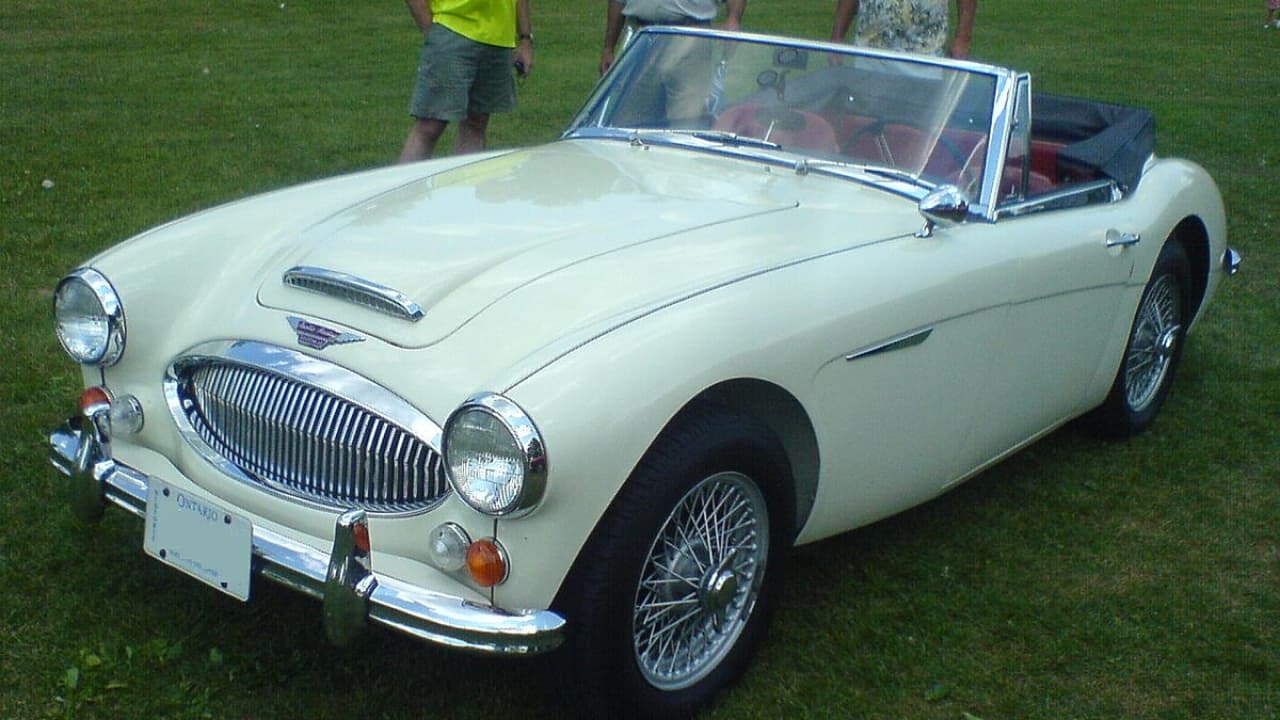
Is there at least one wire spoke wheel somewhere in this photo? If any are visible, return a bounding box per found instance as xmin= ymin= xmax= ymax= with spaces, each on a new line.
xmin=1086 ymin=239 xmax=1192 ymax=439
xmin=1124 ymin=273 xmax=1183 ymax=412
xmin=556 ymin=406 xmax=789 ymax=717
xmin=632 ymin=470 xmax=770 ymax=691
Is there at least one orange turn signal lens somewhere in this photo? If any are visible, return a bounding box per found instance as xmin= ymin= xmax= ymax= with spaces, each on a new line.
xmin=79 ymin=386 xmax=111 ymax=413
xmin=465 ymin=538 xmax=508 ymax=588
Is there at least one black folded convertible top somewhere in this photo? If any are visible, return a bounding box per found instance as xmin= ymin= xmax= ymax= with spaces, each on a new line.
xmin=1032 ymin=93 xmax=1155 ymax=192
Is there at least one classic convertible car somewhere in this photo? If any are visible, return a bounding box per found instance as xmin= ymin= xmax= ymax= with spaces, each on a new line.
xmin=50 ymin=27 xmax=1237 ymax=717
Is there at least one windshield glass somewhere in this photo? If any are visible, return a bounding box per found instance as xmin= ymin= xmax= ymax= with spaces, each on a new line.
xmin=569 ymin=30 xmax=1000 ymax=191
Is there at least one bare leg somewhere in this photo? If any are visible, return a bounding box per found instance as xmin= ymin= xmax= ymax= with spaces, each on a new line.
xmin=454 ymin=112 xmax=491 ymax=154
xmin=399 ymin=117 xmax=449 ymax=163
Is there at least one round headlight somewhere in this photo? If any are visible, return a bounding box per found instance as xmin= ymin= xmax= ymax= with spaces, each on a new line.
xmin=443 ymin=393 xmax=546 ymax=517
xmin=54 ymin=268 xmax=125 ymax=366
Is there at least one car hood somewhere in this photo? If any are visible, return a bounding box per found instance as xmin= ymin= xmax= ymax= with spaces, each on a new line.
xmin=254 ymin=140 xmax=919 ymax=349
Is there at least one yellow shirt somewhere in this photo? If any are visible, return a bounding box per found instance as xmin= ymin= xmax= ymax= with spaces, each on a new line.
xmin=432 ymin=0 xmax=518 ymax=48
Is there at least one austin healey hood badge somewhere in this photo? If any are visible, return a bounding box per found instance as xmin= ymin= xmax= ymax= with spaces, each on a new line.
xmin=288 ymin=316 xmax=365 ymax=351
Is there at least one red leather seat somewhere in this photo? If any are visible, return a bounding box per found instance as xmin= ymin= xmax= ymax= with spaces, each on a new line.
xmin=714 ymin=105 xmax=840 ymax=155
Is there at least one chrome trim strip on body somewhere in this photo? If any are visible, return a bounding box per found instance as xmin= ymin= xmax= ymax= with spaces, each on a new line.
xmin=164 ymin=340 xmax=446 ymax=517
xmin=48 ymin=420 xmax=566 ymax=655
xmin=283 ymin=266 xmax=425 ymax=322
xmin=995 ymin=179 xmax=1118 ymax=219
xmin=845 ymin=327 xmax=935 ymax=361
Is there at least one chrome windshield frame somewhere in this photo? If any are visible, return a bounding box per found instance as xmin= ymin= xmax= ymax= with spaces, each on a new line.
xmin=563 ymin=26 xmax=1021 ymax=221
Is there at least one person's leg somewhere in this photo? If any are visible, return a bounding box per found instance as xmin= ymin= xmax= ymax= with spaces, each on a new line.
xmin=660 ymin=37 xmax=714 ymax=127
xmin=454 ymin=112 xmax=491 ymax=153
xmin=399 ymin=117 xmax=449 ymax=163
xmin=460 ymin=41 xmax=516 ymax=151
xmin=401 ymin=25 xmax=469 ymax=160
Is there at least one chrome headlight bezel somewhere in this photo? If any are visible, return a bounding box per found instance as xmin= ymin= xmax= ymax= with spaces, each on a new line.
xmin=54 ymin=268 xmax=126 ymax=367
xmin=442 ymin=393 xmax=547 ymax=518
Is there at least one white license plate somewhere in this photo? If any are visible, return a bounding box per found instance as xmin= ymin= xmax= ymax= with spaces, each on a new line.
xmin=143 ymin=478 xmax=252 ymax=601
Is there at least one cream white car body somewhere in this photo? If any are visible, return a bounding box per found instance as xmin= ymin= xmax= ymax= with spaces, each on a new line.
xmin=50 ymin=28 xmax=1235 ymax=716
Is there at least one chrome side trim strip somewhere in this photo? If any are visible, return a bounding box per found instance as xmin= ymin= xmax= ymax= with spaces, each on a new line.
xmin=48 ymin=421 xmax=566 ymax=655
xmin=995 ymin=179 xmax=1117 ymax=219
xmin=844 ymin=326 xmax=935 ymax=362
xmin=283 ymin=266 xmax=425 ymax=321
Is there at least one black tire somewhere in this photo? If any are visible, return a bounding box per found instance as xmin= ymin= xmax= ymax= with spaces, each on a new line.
xmin=553 ymin=403 xmax=793 ymax=719
xmin=1088 ymin=239 xmax=1192 ymax=439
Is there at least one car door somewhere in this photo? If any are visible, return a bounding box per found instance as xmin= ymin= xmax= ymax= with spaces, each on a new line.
xmin=952 ymin=207 xmax=1138 ymax=476
xmin=952 ymin=79 xmax=1139 ymax=481
xmin=800 ymin=222 xmax=1022 ymax=538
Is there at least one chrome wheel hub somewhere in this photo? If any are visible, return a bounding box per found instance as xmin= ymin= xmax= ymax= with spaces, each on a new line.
xmin=701 ymin=566 xmax=740 ymax=616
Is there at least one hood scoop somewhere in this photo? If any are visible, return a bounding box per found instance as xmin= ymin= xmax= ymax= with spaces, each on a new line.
xmin=283 ymin=266 xmax=424 ymax=322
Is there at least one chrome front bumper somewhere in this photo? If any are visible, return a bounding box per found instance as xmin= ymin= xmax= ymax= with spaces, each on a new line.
xmin=48 ymin=413 xmax=566 ymax=655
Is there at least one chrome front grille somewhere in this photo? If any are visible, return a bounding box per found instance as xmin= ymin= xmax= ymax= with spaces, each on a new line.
xmin=168 ymin=344 xmax=447 ymax=514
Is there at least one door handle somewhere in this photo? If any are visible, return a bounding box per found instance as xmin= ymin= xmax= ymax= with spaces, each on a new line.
xmin=1105 ymin=229 xmax=1141 ymax=248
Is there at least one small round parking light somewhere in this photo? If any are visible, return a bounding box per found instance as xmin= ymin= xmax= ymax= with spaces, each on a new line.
xmin=108 ymin=394 xmax=145 ymax=434
xmin=428 ymin=523 xmax=470 ymax=573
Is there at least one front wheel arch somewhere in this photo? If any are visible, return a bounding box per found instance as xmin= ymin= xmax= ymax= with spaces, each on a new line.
xmin=693 ymin=379 xmax=817 ymax=533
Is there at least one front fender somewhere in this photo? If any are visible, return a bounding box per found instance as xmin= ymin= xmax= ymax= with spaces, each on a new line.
xmin=488 ymin=271 xmax=823 ymax=610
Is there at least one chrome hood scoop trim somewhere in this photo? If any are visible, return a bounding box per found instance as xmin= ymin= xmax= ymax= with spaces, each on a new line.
xmin=283 ymin=266 xmax=424 ymax=322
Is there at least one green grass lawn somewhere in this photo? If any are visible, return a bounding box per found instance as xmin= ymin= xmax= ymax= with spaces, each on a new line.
xmin=2 ymin=1 xmax=1276 ymax=718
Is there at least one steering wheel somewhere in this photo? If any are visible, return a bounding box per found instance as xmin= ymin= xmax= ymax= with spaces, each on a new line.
xmin=841 ymin=119 xmax=969 ymax=175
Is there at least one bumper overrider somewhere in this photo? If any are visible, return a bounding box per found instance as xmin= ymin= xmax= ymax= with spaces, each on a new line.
xmin=48 ymin=411 xmax=566 ymax=655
